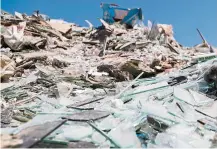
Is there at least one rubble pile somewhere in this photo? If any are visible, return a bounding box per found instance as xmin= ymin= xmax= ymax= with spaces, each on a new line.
xmin=0 ymin=8 xmax=217 ymax=148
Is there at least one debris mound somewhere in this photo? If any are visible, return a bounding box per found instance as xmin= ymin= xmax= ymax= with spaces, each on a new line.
xmin=1 ymin=6 xmax=217 ymax=148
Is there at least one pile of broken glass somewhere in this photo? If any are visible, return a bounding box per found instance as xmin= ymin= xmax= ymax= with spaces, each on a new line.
xmin=1 ymin=58 xmax=217 ymax=148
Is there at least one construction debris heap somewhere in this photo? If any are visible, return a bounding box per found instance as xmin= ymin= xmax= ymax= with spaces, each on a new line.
xmin=0 ymin=6 xmax=217 ymax=148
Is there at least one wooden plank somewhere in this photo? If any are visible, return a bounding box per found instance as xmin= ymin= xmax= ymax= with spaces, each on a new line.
xmin=167 ymin=42 xmax=179 ymax=54
xmin=196 ymin=28 xmax=208 ymax=45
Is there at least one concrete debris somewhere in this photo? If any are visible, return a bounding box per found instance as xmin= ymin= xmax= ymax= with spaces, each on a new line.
xmin=0 ymin=5 xmax=217 ymax=148
xmin=0 ymin=134 xmax=23 ymax=148
xmin=0 ymin=54 xmax=15 ymax=82
xmin=1 ymin=22 xmax=26 ymax=51
xmin=48 ymin=20 xmax=72 ymax=34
